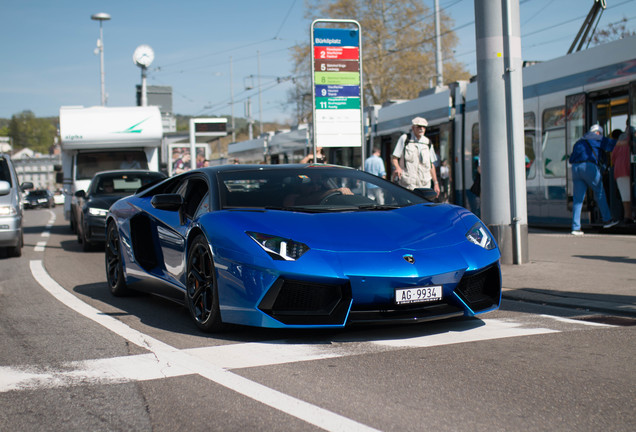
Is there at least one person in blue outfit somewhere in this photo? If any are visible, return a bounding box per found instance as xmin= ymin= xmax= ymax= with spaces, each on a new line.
xmin=364 ymin=147 xmax=386 ymax=204
xmin=569 ymin=124 xmax=619 ymax=235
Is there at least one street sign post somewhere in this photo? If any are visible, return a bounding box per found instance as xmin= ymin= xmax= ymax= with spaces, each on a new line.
xmin=311 ymin=20 xmax=363 ymax=163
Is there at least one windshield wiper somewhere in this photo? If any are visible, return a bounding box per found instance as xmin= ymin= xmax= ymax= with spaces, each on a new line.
xmin=357 ymin=204 xmax=401 ymax=210
xmin=264 ymin=205 xmax=334 ymax=213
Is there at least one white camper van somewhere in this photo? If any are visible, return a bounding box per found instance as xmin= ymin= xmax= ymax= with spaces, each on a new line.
xmin=58 ymin=105 xmax=163 ymax=231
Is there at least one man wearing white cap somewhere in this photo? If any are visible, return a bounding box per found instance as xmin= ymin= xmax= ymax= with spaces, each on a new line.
xmin=391 ymin=116 xmax=440 ymax=195
xmin=568 ymin=124 xmax=619 ymax=235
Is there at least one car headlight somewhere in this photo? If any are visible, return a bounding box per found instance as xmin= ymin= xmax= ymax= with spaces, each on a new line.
xmin=0 ymin=205 xmax=17 ymax=216
xmin=247 ymin=231 xmax=309 ymax=261
xmin=466 ymin=222 xmax=496 ymax=250
xmin=88 ymin=207 xmax=109 ymax=217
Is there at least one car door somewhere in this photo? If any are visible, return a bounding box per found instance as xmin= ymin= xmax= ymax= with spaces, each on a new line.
xmin=157 ymin=174 xmax=210 ymax=284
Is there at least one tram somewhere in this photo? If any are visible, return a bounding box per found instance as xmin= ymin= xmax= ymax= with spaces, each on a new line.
xmin=371 ymin=35 xmax=636 ymax=228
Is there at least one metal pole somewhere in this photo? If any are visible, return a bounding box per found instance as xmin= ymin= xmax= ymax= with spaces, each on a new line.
xmin=474 ymin=0 xmax=513 ymax=263
xmin=434 ymin=0 xmax=444 ymax=87
xmin=91 ymin=13 xmax=110 ymax=106
xmin=503 ymin=0 xmax=528 ymax=264
xmin=230 ymin=57 xmax=236 ymax=142
xmin=141 ymin=67 xmax=148 ymax=106
xmin=99 ymin=21 xmax=106 ymax=105
xmin=258 ymin=51 xmax=263 ymax=135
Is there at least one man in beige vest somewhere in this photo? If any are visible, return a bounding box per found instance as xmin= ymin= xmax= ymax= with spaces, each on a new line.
xmin=391 ymin=116 xmax=440 ymax=196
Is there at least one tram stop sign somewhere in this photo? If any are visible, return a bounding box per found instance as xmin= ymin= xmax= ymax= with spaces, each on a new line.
xmin=311 ymin=20 xmax=363 ymax=149
xmin=189 ymin=118 xmax=227 ymax=169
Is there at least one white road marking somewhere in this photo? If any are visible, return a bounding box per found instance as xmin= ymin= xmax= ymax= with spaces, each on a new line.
xmin=32 ymin=210 xmax=55 ymax=252
xmin=371 ymin=318 xmax=559 ymax=347
xmin=17 ymin=257 xmax=614 ymax=431
xmin=539 ymin=314 xmax=614 ymax=327
xmin=26 ymin=260 xmax=380 ymax=432
xmin=33 ymin=241 xmax=47 ymax=252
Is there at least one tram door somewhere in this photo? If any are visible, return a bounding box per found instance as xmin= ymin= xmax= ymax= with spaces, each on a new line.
xmin=565 ymin=86 xmax=634 ymax=224
xmin=588 ymin=85 xmax=632 ymax=222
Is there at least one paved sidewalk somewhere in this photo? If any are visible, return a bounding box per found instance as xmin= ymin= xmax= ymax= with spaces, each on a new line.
xmin=500 ymin=229 xmax=636 ymax=318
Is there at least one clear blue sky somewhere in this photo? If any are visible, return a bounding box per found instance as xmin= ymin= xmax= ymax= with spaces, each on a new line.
xmin=1 ymin=0 xmax=634 ymax=123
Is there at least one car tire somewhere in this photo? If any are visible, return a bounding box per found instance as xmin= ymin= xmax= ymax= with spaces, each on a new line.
xmin=186 ymin=234 xmax=223 ymax=332
xmin=105 ymin=222 xmax=130 ymax=296
xmin=7 ymin=231 xmax=23 ymax=258
xmin=81 ymin=226 xmax=94 ymax=252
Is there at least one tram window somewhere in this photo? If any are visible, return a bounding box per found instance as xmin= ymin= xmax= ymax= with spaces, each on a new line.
xmin=525 ymin=112 xmax=536 ymax=179
xmin=542 ymin=107 xmax=566 ymax=178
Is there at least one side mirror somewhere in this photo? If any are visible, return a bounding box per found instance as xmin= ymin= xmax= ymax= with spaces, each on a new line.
xmin=75 ymin=190 xmax=86 ymax=198
xmin=412 ymin=188 xmax=438 ymax=202
xmin=151 ymin=194 xmax=183 ymax=211
xmin=0 ymin=180 xmax=10 ymax=196
xmin=20 ymin=182 xmax=34 ymax=191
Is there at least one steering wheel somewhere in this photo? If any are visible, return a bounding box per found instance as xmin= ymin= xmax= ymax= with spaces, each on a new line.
xmin=320 ymin=190 xmax=343 ymax=204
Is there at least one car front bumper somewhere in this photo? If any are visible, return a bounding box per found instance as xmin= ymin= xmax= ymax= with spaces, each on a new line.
xmin=0 ymin=215 xmax=22 ymax=247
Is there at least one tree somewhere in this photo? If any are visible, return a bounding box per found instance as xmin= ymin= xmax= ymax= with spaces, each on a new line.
xmin=591 ymin=17 xmax=635 ymax=45
xmin=288 ymin=0 xmax=470 ymax=123
xmin=8 ymin=111 xmax=57 ymax=154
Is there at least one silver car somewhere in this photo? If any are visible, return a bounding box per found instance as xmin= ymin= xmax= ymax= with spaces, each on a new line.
xmin=0 ymin=154 xmax=29 ymax=257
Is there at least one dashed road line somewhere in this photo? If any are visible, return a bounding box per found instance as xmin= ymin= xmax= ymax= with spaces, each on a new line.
xmin=32 ymin=210 xmax=56 ymax=252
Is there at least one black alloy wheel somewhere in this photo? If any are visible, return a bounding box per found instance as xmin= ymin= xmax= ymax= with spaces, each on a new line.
xmin=105 ymin=222 xmax=129 ymax=296
xmin=186 ymin=234 xmax=223 ymax=332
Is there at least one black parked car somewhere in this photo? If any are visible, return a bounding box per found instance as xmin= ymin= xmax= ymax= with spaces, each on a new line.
xmin=24 ymin=189 xmax=55 ymax=209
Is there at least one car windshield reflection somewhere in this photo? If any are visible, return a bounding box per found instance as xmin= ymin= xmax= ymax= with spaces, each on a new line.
xmin=218 ymin=167 xmax=427 ymax=211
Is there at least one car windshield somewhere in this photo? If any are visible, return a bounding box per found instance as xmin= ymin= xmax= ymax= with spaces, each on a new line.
xmin=91 ymin=172 xmax=165 ymax=196
xmin=27 ymin=190 xmax=49 ymax=198
xmin=218 ymin=166 xmax=428 ymax=212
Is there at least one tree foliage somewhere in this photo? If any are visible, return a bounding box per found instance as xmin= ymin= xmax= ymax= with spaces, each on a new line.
xmin=591 ymin=17 xmax=635 ymax=45
xmin=7 ymin=111 xmax=57 ymax=154
xmin=288 ymin=0 xmax=470 ymax=123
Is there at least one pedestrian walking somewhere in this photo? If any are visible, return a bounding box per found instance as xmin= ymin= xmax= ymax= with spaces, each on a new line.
xmin=569 ymin=124 xmax=619 ymax=235
xmin=364 ymin=147 xmax=386 ymax=204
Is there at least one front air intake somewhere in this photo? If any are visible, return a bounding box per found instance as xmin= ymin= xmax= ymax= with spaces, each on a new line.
xmin=454 ymin=264 xmax=501 ymax=312
xmin=259 ymin=279 xmax=351 ymax=325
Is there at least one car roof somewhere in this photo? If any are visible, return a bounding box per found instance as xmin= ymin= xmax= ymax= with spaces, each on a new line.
xmin=193 ymin=164 xmax=356 ymax=175
xmin=92 ymin=169 xmax=166 ymax=178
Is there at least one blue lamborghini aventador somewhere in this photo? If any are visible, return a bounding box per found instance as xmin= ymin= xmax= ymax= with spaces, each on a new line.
xmin=105 ymin=164 xmax=501 ymax=332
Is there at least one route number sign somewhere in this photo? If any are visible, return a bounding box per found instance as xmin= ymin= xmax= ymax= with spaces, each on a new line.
xmin=311 ymin=20 xmax=363 ymax=149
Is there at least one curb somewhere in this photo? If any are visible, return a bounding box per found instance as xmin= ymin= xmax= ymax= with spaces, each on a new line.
xmin=502 ymin=288 xmax=636 ymax=318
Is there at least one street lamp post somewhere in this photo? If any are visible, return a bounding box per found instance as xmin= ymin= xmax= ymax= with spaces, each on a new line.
xmin=91 ymin=12 xmax=111 ymax=106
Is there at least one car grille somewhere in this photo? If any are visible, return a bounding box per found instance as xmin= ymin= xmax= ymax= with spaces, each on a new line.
xmin=454 ymin=264 xmax=501 ymax=312
xmin=258 ymin=279 xmax=351 ymax=325
xmin=348 ymin=302 xmax=465 ymax=325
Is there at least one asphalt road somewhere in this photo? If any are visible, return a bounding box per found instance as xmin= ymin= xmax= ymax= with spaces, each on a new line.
xmin=1 ymin=207 xmax=635 ymax=432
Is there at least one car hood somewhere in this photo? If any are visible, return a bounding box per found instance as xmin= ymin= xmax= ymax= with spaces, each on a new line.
xmin=87 ymin=195 xmax=128 ymax=210
xmin=205 ymin=203 xmax=479 ymax=253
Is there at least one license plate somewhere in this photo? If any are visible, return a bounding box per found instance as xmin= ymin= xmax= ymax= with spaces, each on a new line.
xmin=395 ymin=285 xmax=442 ymax=305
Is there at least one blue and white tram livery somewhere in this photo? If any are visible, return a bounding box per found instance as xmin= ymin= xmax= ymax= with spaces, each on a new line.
xmin=371 ymin=35 xmax=636 ymax=229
